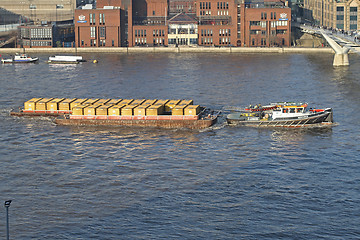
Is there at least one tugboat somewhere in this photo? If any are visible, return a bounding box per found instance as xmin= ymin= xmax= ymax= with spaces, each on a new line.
xmin=226 ymin=102 xmax=333 ymax=127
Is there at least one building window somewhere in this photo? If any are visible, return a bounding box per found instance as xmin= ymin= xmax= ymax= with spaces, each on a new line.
xmin=89 ymin=13 xmax=95 ymax=24
xmin=153 ymin=11 xmax=155 ymax=15
xmin=90 ymin=27 xmax=96 ymax=38
xmin=337 ymin=15 xmax=344 ymax=20
xmin=336 ymin=6 xmax=344 ymax=12
xmin=100 ymin=27 xmax=106 ymax=38
xmin=99 ymin=13 xmax=105 ymax=24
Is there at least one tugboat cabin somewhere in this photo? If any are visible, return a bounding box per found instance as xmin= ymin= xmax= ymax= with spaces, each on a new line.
xmin=272 ymin=103 xmax=309 ymax=120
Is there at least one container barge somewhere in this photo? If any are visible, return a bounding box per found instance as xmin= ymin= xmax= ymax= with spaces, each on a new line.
xmin=11 ymin=98 xmax=219 ymax=129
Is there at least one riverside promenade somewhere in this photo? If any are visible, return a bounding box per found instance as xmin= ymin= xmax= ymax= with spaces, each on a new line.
xmin=0 ymin=46 xmax=334 ymax=54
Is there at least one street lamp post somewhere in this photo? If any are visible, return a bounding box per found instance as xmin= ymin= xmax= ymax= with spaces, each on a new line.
xmin=4 ymin=200 xmax=12 ymax=240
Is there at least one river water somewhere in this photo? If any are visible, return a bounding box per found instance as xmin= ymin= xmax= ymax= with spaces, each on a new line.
xmin=0 ymin=52 xmax=359 ymax=239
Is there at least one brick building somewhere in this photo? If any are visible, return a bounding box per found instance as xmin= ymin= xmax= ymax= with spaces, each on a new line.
xmin=75 ymin=0 xmax=132 ymax=47
xmin=196 ymin=1 xmax=238 ymax=46
xmin=239 ymin=1 xmax=291 ymax=47
xmin=74 ymin=0 xmax=291 ymax=48
xmin=132 ymin=0 xmax=168 ymax=46
xmin=169 ymin=0 xmax=196 ymax=13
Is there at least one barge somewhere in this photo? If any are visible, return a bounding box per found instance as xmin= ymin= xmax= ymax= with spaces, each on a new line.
xmin=226 ymin=102 xmax=333 ymax=128
xmin=11 ymin=97 xmax=218 ymax=129
xmin=48 ymin=55 xmax=85 ymax=64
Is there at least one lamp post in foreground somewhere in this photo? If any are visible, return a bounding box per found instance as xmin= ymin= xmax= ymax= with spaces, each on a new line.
xmin=4 ymin=200 xmax=12 ymax=240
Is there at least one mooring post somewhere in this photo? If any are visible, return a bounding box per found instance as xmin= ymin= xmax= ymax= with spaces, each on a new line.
xmin=4 ymin=200 xmax=12 ymax=240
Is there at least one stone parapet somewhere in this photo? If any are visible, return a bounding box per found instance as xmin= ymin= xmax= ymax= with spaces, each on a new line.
xmin=0 ymin=47 xmax=334 ymax=54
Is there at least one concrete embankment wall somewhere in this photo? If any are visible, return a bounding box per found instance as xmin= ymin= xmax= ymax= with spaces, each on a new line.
xmin=0 ymin=47 xmax=334 ymax=54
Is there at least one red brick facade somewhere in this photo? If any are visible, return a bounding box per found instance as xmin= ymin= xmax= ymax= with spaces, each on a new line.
xmin=196 ymin=0 xmax=237 ymax=46
xmin=74 ymin=0 xmax=291 ymax=48
xmin=75 ymin=9 xmax=122 ymax=47
xmin=239 ymin=4 xmax=291 ymax=47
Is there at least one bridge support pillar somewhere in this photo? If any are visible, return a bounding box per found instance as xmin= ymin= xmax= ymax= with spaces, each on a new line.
xmin=333 ymin=53 xmax=349 ymax=66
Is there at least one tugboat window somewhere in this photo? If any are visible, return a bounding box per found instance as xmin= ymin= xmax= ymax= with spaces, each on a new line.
xmin=290 ymin=108 xmax=295 ymax=113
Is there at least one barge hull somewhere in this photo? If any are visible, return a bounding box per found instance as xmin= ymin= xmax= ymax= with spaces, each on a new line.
xmin=55 ymin=118 xmax=217 ymax=129
xmin=10 ymin=110 xmax=70 ymax=117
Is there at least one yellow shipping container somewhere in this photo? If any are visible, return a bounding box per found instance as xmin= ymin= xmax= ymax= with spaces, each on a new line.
xmin=142 ymin=99 xmax=157 ymax=106
xmin=83 ymin=98 xmax=100 ymax=106
xmin=35 ymin=98 xmax=54 ymax=110
xmin=134 ymin=105 xmax=148 ymax=116
xmin=154 ymin=99 xmax=169 ymax=105
xmin=179 ymin=99 xmax=194 ymax=105
xmin=118 ymin=99 xmax=133 ymax=105
xmin=107 ymin=99 xmax=122 ymax=105
xmin=108 ymin=106 xmax=121 ymax=116
xmin=72 ymin=105 xmax=88 ymax=115
xmin=96 ymin=104 xmax=113 ymax=115
xmin=84 ymin=105 xmax=101 ymax=115
xmin=122 ymin=104 xmax=138 ymax=116
xmin=59 ymin=98 xmax=77 ymax=111
xmin=165 ymin=99 xmax=181 ymax=112
xmin=24 ymin=98 xmax=42 ymax=110
xmin=132 ymin=99 xmax=145 ymax=105
xmin=184 ymin=105 xmax=200 ymax=115
xmin=46 ymin=98 xmax=65 ymax=111
xmin=172 ymin=105 xmax=186 ymax=115
xmin=147 ymin=105 xmax=164 ymax=116
xmin=96 ymin=99 xmax=111 ymax=105
xmin=70 ymin=98 xmax=88 ymax=109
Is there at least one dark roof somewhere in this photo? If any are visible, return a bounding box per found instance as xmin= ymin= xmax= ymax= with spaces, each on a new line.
xmin=168 ymin=12 xmax=197 ymax=24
